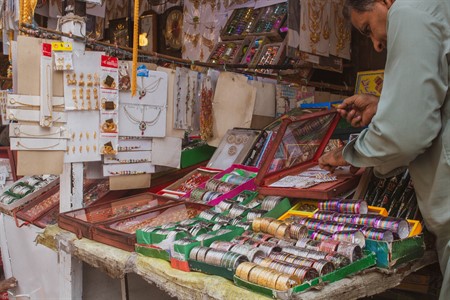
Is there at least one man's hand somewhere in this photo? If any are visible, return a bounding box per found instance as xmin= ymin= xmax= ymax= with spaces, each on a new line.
xmin=337 ymin=94 xmax=379 ymax=127
xmin=318 ymin=147 xmax=349 ymax=173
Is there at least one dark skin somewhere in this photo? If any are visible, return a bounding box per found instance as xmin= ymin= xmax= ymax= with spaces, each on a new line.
xmin=318 ymin=94 xmax=379 ymax=172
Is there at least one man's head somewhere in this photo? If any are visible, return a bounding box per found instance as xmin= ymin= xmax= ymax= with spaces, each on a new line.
xmin=344 ymin=0 xmax=394 ymax=52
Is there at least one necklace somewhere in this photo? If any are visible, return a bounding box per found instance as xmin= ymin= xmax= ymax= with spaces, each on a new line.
xmin=308 ymin=0 xmax=326 ymax=51
xmin=13 ymin=126 xmax=65 ymax=138
xmin=175 ymin=71 xmax=183 ymax=129
xmin=123 ymin=104 xmax=163 ymax=135
xmin=333 ymin=3 xmax=351 ymax=55
xmin=16 ymin=140 xmax=61 ymax=150
xmin=185 ymin=76 xmax=191 ymax=128
xmin=137 ymin=76 xmax=163 ymax=99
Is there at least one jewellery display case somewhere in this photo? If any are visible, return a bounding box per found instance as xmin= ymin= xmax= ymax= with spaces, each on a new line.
xmin=159 ymin=167 xmax=222 ymax=197
xmin=0 ymin=175 xmax=59 ymax=212
xmin=254 ymin=42 xmax=286 ymax=74
xmin=58 ymin=192 xmax=176 ymax=239
xmin=184 ymin=164 xmax=258 ymax=206
xmin=207 ymin=40 xmax=248 ymax=65
xmin=248 ymin=2 xmax=288 ymax=42
xmin=207 ymin=128 xmax=262 ymax=171
xmin=239 ymin=36 xmax=270 ymax=66
xmin=34 ymin=204 xmax=59 ymax=228
xmin=220 ymin=7 xmax=261 ymax=41
xmin=15 ymin=185 xmax=60 ymax=223
xmin=92 ymin=202 xmax=210 ymax=251
xmin=255 ymin=109 xmax=361 ymax=200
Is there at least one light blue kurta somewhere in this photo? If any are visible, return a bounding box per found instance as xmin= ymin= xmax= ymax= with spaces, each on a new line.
xmin=343 ymin=1 xmax=450 ymax=298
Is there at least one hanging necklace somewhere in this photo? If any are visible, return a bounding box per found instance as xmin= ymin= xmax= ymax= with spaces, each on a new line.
xmin=137 ymin=76 xmax=163 ymax=99
xmin=123 ymin=104 xmax=163 ymax=135
xmin=175 ymin=71 xmax=182 ymax=128
xmin=185 ymin=76 xmax=191 ymax=128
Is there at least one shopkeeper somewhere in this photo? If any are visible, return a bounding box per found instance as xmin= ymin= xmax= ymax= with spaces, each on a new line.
xmin=318 ymin=0 xmax=450 ymax=299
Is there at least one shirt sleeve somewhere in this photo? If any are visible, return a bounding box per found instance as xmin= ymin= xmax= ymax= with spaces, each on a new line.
xmin=343 ymin=5 xmax=448 ymax=177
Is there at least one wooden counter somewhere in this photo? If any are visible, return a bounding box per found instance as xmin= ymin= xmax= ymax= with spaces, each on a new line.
xmin=37 ymin=225 xmax=437 ymax=300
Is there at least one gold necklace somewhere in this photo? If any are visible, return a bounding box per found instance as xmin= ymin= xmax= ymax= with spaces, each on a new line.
xmin=334 ymin=3 xmax=351 ymax=54
xmin=16 ymin=140 xmax=61 ymax=150
xmin=308 ymin=0 xmax=326 ymax=48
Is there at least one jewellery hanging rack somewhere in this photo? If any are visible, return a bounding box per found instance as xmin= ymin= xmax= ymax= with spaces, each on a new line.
xmin=20 ymin=24 xmax=353 ymax=94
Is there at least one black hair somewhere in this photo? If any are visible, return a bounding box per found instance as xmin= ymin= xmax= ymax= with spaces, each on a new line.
xmin=343 ymin=0 xmax=377 ymax=19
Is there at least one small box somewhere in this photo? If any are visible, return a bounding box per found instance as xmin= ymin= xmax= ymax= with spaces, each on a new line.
xmin=255 ymin=109 xmax=361 ymax=199
xmin=254 ymin=42 xmax=286 ymax=75
xmin=247 ymin=2 xmax=287 ymax=42
xmin=220 ymin=7 xmax=262 ymax=41
xmin=207 ymin=40 xmax=247 ymax=65
xmin=239 ymin=36 xmax=270 ymax=66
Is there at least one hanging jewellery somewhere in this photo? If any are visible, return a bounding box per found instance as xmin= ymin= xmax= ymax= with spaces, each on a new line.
xmin=137 ymin=76 xmax=163 ymax=100
xmin=123 ymin=104 xmax=164 ymax=135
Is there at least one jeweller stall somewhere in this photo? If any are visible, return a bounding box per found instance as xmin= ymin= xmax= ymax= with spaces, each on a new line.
xmin=0 ymin=0 xmax=439 ymax=299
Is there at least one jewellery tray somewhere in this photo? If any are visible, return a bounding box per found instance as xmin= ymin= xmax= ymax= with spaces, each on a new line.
xmin=239 ymin=36 xmax=270 ymax=66
xmin=0 ymin=176 xmax=60 ymax=212
xmin=207 ymin=40 xmax=249 ymax=65
xmin=184 ymin=164 xmax=259 ymax=206
xmin=15 ymin=185 xmax=60 ymax=223
xmin=92 ymin=202 xmax=211 ymax=251
xmin=220 ymin=7 xmax=261 ymax=41
xmin=58 ymin=192 xmax=177 ymax=239
xmin=34 ymin=204 xmax=59 ymax=228
xmin=32 ymin=183 xmax=145 ymax=229
xmin=253 ymin=41 xmax=286 ymax=75
xmin=255 ymin=109 xmax=361 ymax=200
xmin=159 ymin=167 xmax=222 ymax=196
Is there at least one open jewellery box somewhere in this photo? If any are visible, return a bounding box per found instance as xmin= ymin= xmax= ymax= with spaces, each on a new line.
xmin=92 ymin=202 xmax=211 ymax=252
xmin=58 ymin=192 xmax=177 ymax=239
xmin=255 ymin=109 xmax=361 ymax=199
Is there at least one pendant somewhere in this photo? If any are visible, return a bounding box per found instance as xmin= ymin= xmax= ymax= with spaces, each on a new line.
xmin=139 ymin=121 xmax=147 ymax=135
xmin=139 ymin=90 xmax=146 ymax=99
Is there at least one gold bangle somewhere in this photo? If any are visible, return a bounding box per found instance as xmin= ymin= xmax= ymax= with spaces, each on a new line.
xmin=260 ymin=218 xmax=273 ymax=233
xmin=252 ymin=217 xmax=262 ymax=232
xmin=236 ymin=262 xmax=257 ymax=281
xmin=275 ymin=223 xmax=290 ymax=239
xmin=267 ymin=220 xmax=283 ymax=236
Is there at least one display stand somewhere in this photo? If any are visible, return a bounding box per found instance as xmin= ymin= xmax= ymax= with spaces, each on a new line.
xmin=37 ymin=225 xmax=437 ymax=300
xmin=59 ymin=163 xmax=83 ymax=300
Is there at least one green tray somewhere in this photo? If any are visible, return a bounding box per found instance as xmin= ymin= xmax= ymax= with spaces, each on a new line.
xmin=233 ymin=251 xmax=376 ymax=298
xmin=189 ymin=260 xmax=235 ymax=280
xmin=365 ymin=234 xmax=425 ymax=268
